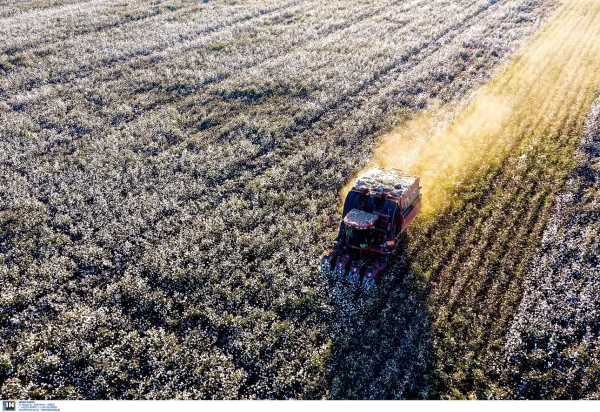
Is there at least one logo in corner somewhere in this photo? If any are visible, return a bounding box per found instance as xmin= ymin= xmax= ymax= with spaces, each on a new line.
xmin=2 ymin=401 xmax=16 ymax=412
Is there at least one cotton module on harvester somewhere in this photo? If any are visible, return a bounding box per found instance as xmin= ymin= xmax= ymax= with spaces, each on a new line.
xmin=320 ymin=168 xmax=422 ymax=287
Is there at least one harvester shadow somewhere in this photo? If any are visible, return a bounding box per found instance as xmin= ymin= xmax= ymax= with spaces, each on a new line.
xmin=325 ymin=234 xmax=434 ymax=399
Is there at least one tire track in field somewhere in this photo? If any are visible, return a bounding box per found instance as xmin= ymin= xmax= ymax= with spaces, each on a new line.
xmin=0 ymin=0 xmax=409 ymax=177
xmin=127 ymin=0 xmax=498 ymax=168
xmin=0 ymin=0 xmax=404 ymax=114
xmin=0 ymin=0 xmax=300 ymax=67
xmin=188 ymin=0 xmax=535 ymax=190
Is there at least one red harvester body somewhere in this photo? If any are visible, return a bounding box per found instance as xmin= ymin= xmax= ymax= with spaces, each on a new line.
xmin=320 ymin=168 xmax=421 ymax=287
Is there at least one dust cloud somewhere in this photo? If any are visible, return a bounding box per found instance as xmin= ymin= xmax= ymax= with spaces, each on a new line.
xmin=350 ymin=0 xmax=600 ymax=217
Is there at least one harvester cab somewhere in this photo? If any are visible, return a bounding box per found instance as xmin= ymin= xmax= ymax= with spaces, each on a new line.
xmin=344 ymin=209 xmax=378 ymax=249
xmin=320 ymin=168 xmax=421 ymax=287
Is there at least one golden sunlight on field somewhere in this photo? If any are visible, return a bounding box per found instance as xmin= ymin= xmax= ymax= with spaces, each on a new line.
xmin=360 ymin=0 xmax=600 ymax=218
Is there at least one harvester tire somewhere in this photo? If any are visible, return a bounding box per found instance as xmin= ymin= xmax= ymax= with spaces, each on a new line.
xmin=342 ymin=191 xmax=361 ymax=217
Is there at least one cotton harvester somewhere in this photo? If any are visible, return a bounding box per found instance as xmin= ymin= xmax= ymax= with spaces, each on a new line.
xmin=320 ymin=168 xmax=421 ymax=287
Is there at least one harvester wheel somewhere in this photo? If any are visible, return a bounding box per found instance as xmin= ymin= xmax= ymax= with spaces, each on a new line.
xmin=342 ymin=191 xmax=361 ymax=217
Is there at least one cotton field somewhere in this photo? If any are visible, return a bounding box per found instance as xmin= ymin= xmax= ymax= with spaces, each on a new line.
xmin=495 ymin=97 xmax=600 ymax=399
xmin=2 ymin=0 xmax=599 ymax=400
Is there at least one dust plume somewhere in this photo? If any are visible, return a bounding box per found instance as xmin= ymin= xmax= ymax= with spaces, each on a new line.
xmin=351 ymin=0 xmax=600 ymax=217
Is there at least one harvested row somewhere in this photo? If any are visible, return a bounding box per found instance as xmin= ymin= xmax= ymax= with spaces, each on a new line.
xmin=494 ymin=97 xmax=600 ymax=399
